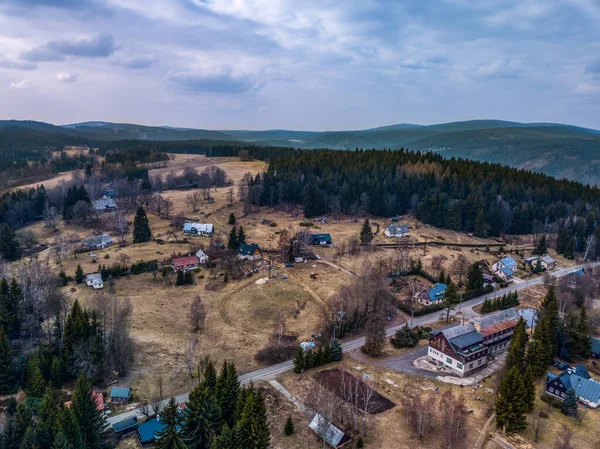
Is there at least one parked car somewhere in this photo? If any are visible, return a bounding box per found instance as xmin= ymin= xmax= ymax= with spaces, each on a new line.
xmin=285 ymin=263 xmax=294 ymax=267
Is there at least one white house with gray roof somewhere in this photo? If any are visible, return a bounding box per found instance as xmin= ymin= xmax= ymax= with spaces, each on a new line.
xmin=92 ymin=198 xmax=117 ymax=213
xmin=82 ymin=234 xmax=113 ymax=250
xmin=384 ymin=224 xmax=410 ymax=237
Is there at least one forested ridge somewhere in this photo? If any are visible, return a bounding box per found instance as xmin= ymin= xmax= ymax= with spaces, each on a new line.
xmin=260 ymin=149 xmax=600 ymax=236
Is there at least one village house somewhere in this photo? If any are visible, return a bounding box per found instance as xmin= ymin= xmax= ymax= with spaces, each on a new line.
xmin=171 ymin=254 xmax=200 ymax=272
xmin=482 ymin=274 xmax=496 ymax=288
xmin=523 ymin=255 xmax=556 ymax=271
xmin=109 ymin=386 xmax=131 ymax=404
xmin=183 ymin=222 xmax=214 ymax=236
xmin=308 ymin=414 xmax=353 ymax=448
xmin=311 ymin=233 xmax=332 ymax=245
xmin=112 ymin=417 xmax=138 ymax=437
xmin=85 ymin=273 xmax=104 ymax=290
xmin=92 ymin=198 xmax=118 ymax=213
xmin=65 ymin=390 xmax=104 ymax=413
xmin=195 ymin=249 xmax=209 ymax=264
xmin=428 ymin=308 xmax=520 ymax=376
xmin=137 ymin=417 xmax=167 ymax=446
xmin=491 ymin=256 xmax=518 ymax=280
xmin=238 ymin=243 xmax=262 ymax=261
xmin=384 ymin=224 xmax=410 ymax=238
xmin=567 ymin=269 xmax=585 ymax=288
xmin=82 ymin=234 xmax=113 ymax=250
xmin=102 ymin=189 xmax=115 ymax=199
xmin=546 ymin=365 xmax=600 ymax=409
xmin=419 ymin=283 xmax=447 ymax=305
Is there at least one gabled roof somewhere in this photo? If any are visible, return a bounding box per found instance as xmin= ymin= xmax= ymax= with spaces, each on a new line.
xmin=110 ymin=386 xmax=131 ymax=399
xmin=542 ymin=255 xmax=556 ymax=264
xmin=183 ymin=222 xmax=214 ymax=233
xmin=500 ymin=266 xmax=513 ymax=277
xmin=499 ymin=256 xmax=517 ymax=269
xmin=591 ymin=337 xmax=600 ymax=355
xmin=428 ymin=283 xmax=447 ymax=302
xmin=571 ymin=364 xmax=591 ymax=379
xmin=238 ymin=242 xmax=261 ymax=256
xmin=195 ymin=249 xmax=208 ymax=258
xmin=309 ymin=414 xmax=351 ymax=448
xmin=138 ymin=418 xmax=166 ymax=444
xmin=172 ymin=255 xmax=199 ymax=266
xmin=83 ymin=234 xmax=113 ymax=246
xmin=472 ymin=308 xmax=519 ymax=329
xmin=86 ymin=273 xmax=102 ymax=282
xmin=311 ymin=233 xmax=332 ymax=242
xmin=524 ymin=256 xmax=539 ymax=263
xmin=552 ymin=369 xmax=600 ymax=405
xmin=432 ymin=322 xmax=476 ymax=340
xmin=386 ymin=224 xmax=409 ymax=234
xmin=570 ymin=269 xmax=585 ymax=277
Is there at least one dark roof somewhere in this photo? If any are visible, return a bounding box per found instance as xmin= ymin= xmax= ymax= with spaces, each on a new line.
xmin=112 ymin=417 xmax=137 ymax=433
xmin=428 ymin=283 xmax=447 ymax=302
xmin=551 ymin=368 xmax=600 ymax=404
xmin=450 ymin=330 xmax=484 ymax=349
xmin=311 ymin=233 xmax=332 ymax=243
xmin=238 ymin=242 xmax=261 ymax=256
xmin=110 ymin=386 xmax=131 ymax=399
xmin=138 ymin=418 xmax=166 ymax=444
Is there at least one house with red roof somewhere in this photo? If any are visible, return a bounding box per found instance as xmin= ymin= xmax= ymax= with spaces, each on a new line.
xmin=171 ymin=254 xmax=200 ymax=272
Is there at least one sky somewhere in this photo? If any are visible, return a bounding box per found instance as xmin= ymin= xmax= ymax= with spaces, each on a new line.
xmin=0 ymin=0 xmax=599 ymax=130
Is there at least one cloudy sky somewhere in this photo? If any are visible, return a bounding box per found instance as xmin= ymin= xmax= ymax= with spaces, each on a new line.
xmin=1 ymin=0 xmax=599 ymax=130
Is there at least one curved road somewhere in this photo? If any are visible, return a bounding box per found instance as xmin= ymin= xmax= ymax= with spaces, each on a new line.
xmin=107 ymin=262 xmax=597 ymax=427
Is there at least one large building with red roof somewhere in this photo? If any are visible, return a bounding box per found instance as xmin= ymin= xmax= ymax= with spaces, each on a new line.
xmin=428 ymin=308 xmax=520 ymax=377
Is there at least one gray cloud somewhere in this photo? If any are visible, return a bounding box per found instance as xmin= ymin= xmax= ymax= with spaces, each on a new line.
xmin=57 ymin=72 xmax=78 ymax=83
xmin=0 ymin=55 xmax=37 ymax=70
xmin=165 ymin=68 xmax=263 ymax=94
xmin=112 ymin=55 xmax=156 ymax=70
xmin=21 ymin=33 xmax=118 ymax=62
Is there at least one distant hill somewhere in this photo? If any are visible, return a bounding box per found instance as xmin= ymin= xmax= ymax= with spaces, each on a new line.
xmin=2 ymin=118 xmax=600 ymax=184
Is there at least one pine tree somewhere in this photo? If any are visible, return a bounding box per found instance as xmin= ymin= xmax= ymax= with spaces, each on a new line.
xmin=0 ymin=224 xmax=22 ymax=261
xmin=133 ymin=206 xmax=152 ymax=243
xmin=75 ymin=264 xmax=84 ymax=284
xmin=237 ymin=226 xmax=246 ymax=244
xmin=71 ymin=372 xmax=106 ymax=449
xmin=534 ymin=258 xmax=543 ymax=273
xmin=155 ymin=397 xmax=187 ymax=449
xmin=442 ymin=281 xmax=458 ymax=323
xmin=0 ymin=278 xmax=21 ymax=337
xmin=25 ymin=356 xmax=46 ymax=398
xmin=466 ymin=262 xmax=484 ymax=291
xmin=176 ymin=270 xmax=185 ymax=286
xmin=55 ymin=406 xmax=84 ymax=449
xmin=182 ymin=383 xmax=220 ymax=449
xmin=359 ymin=219 xmax=373 ymax=245
xmin=210 ymin=424 xmax=236 ymax=449
xmin=533 ymin=235 xmax=547 ymax=255
xmin=184 ymin=270 xmax=194 ymax=285
xmin=0 ymin=327 xmax=16 ymax=394
xmin=561 ymin=388 xmax=578 ymax=417
xmin=331 ymin=339 xmax=343 ymax=361
xmin=12 ymin=404 xmax=33 ymax=448
xmin=481 ymin=298 xmax=491 ymax=314
xmin=523 ymin=366 xmax=536 ymax=413
xmin=59 ymin=270 xmax=68 ymax=286
xmin=495 ymin=366 xmax=527 ymax=432
xmin=505 ymin=318 xmax=527 ymax=372
xmin=284 ymin=416 xmax=294 ymax=436
xmin=215 ymin=362 xmax=240 ymax=428
xmin=292 ymin=348 xmax=305 ymax=373
xmin=575 ymin=306 xmax=592 ymax=359
xmin=438 ymin=268 xmax=446 ymax=284
xmin=228 ymin=213 xmax=236 ymax=225
xmin=35 ymin=387 xmax=59 ymax=448
xmin=201 ymin=361 xmax=217 ymax=391
xmin=238 ymin=386 xmax=270 ymax=449
xmin=227 ymin=227 xmax=238 ymax=250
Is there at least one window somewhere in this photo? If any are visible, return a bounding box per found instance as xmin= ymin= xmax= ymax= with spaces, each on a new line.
xmin=478 ymin=359 xmax=483 ymax=365
xmin=469 ymin=363 xmax=473 ymax=369
xmin=561 ymin=392 xmax=565 ymax=397
xmin=549 ymin=388 xmax=554 ymax=393
xmin=446 ymin=357 xmax=452 ymax=364
xmin=457 ymin=363 xmax=463 ymax=369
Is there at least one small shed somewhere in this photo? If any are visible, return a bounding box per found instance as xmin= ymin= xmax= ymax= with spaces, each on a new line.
xmin=309 ymin=414 xmax=352 ymax=448
xmin=82 ymin=234 xmax=113 ymax=250
xmin=112 ymin=417 xmax=138 ymax=436
xmin=110 ymin=386 xmax=131 ymax=404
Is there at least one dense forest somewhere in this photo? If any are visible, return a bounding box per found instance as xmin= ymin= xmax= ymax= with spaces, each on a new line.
xmin=260 ymin=149 xmax=600 ymax=238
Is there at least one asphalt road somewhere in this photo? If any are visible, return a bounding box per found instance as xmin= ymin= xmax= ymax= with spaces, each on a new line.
xmin=107 ymin=262 xmax=597 ymax=426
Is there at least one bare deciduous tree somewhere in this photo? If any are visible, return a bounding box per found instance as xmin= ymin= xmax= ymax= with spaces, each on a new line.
xmin=181 ymin=335 xmax=199 ymax=378
xmin=162 ymin=198 xmax=174 ymax=219
xmin=227 ymin=187 xmax=234 ymax=206
xmin=403 ymin=390 xmax=435 ymax=441
xmin=43 ymin=202 xmax=59 ymax=232
xmin=273 ymin=312 xmax=287 ymax=345
xmin=532 ymin=409 xmax=548 ymax=443
xmin=554 ymin=424 xmax=573 ymax=449
xmin=452 ymin=254 xmax=470 ymax=285
xmin=112 ymin=210 xmax=129 ymax=246
xmin=439 ymin=390 xmax=468 ymax=449
xmin=186 ymin=191 xmax=202 ymax=212
xmin=584 ymin=234 xmax=596 ymax=261
xmin=189 ymin=296 xmax=207 ymax=331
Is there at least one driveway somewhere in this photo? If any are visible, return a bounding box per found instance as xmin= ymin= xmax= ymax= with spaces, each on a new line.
xmin=360 ymin=346 xmax=440 ymax=380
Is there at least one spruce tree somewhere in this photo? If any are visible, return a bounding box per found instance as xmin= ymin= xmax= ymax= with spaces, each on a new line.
xmin=292 ymin=348 xmax=305 ymax=373
xmin=35 ymin=387 xmax=59 ymax=448
xmin=0 ymin=327 xmax=16 ymax=394
xmin=561 ymin=388 xmax=578 ymax=417
xmin=533 ymin=235 xmax=547 ymax=255
xmin=215 ymin=362 xmax=240 ymax=428
xmin=505 ymin=318 xmax=527 ymax=372
xmin=133 ymin=206 xmax=152 ymax=243
xmin=284 ymin=416 xmax=294 ymax=436
xmin=575 ymin=306 xmax=592 ymax=359
xmin=227 ymin=227 xmax=238 ymax=250
xmin=12 ymin=404 xmax=33 ymax=448
xmin=0 ymin=224 xmax=22 ymax=261
xmin=495 ymin=366 xmax=527 ymax=433
xmin=238 ymin=387 xmax=270 ymax=449
xmin=182 ymin=384 xmax=220 ymax=449
xmin=0 ymin=278 xmax=21 ymax=337
xmin=155 ymin=397 xmax=187 ymax=449
xmin=228 ymin=213 xmax=236 ymax=225
xmin=71 ymin=372 xmax=106 ymax=449
xmin=202 ymin=361 xmax=217 ymax=391
xmin=55 ymin=406 xmax=84 ymax=449
xmin=359 ymin=219 xmax=373 ymax=245
xmin=466 ymin=262 xmax=484 ymax=291
xmin=210 ymin=424 xmax=236 ymax=449
xmin=237 ymin=226 xmax=246 ymax=244
xmin=523 ymin=366 xmax=536 ymax=413
xmin=331 ymin=339 xmax=343 ymax=361
xmin=75 ymin=264 xmax=84 ymax=284
xmin=25 ymin=356 xmax=46 ymax=398
xmin=176 ymin=270 xmax=185 ymax=286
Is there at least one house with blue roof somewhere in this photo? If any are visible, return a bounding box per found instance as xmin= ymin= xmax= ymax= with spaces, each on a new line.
xmin=137 ymin=417 xmax=167 ymax=446
xmin=109 ymin=386 xmax=131 ymax=404
xmin=311 ymin=233 xmax=333 ymax=245
xmin=546 ymin=365 xmax=600 ymax=408
xmin=492 ymin=256 xmax=518 ymax=280
xmin=112 ymin=417 xmax=138 ymax=436
xmin=419 ymin=283 xmax=447 ymax=305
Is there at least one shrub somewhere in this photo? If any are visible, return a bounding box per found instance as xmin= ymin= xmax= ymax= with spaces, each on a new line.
xmin=284 ymin=416 xmax=294 ymax=436
xmin=269 ymin=222 xmax=278 ymax=227
xmin=540 ymin=393 xmax=562 ymax=409
xmin=299 ymin=221 xmax=314 ymax=227
xmin=104 ymin=254 xmax=110 ymax=259
xmin=391 ymin=326 xmax=419 ymax=348
xmin=255 ymin=344 xmax=298 ymax=364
